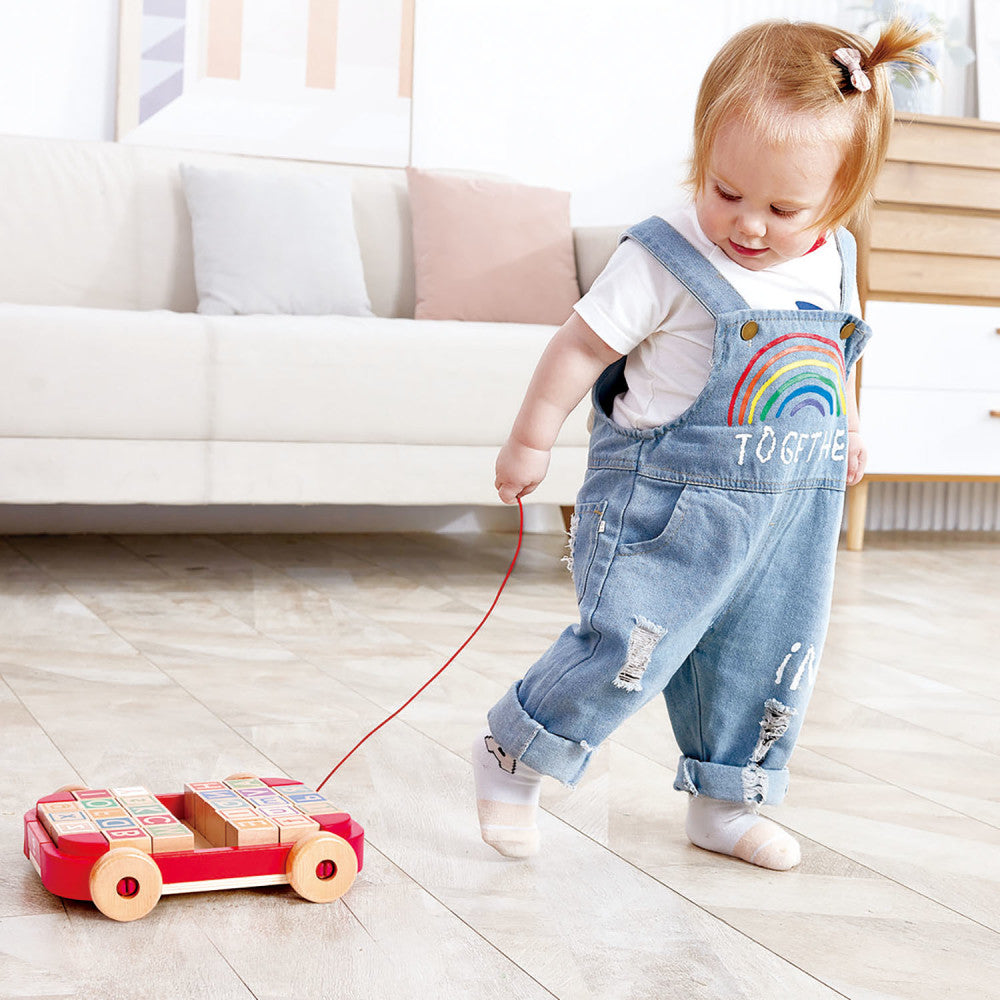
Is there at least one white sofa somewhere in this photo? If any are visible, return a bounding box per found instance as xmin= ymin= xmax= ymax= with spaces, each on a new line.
xmin=0 ymin=136 xmax=618 ymax=513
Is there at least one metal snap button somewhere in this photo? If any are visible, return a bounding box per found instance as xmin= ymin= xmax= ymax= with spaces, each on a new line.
xmin=740 ymin=321 xmax=758 ymax=341
xmin=840 ymin=321 xmax=856 ymax=340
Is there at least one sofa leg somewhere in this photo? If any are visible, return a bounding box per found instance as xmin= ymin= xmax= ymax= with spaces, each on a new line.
xmin=560 ymin=505 xmax=574 ymax=534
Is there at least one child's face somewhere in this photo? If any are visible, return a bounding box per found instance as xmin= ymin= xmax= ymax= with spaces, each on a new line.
xmin=695 ymin=117 xmax=843 ymax=271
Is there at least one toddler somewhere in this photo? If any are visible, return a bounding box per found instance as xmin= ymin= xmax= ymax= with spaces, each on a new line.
xmin=474 ymin=18 xmax=931 ymax=869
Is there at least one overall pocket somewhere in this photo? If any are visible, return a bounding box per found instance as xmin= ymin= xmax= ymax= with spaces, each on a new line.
xmin=567 ymin=500 xmax=608 ymax=603
xmin=616 ymin=480 xmax=688 ymax=558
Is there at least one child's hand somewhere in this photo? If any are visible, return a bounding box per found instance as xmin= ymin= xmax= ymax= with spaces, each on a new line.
xmin=496 ymin=438 xmax=551 ymax=504
xmin=846 ymin=429 xmax=867 ymax=486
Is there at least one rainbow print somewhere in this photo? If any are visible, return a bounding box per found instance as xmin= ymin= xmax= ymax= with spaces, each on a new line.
xmin=727 ymin=333 xmax=846 ymax=427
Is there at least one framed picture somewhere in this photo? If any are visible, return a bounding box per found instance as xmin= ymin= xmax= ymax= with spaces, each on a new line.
xmin=116 ymin=0 xmax=414 ymax=166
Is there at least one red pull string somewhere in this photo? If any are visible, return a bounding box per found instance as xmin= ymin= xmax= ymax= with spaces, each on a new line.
xmin=316 ymin=497 xmax=524 ymax=793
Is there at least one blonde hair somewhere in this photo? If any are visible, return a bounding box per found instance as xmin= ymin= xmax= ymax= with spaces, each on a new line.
xmin=688 ymin=19 xmax=935 ymax=230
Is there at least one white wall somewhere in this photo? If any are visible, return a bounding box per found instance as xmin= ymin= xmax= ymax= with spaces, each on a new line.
xmin=0 ymin=0 xmax=120 ymax=141
xmin=410 ymin=0 xmax=843 ymax=225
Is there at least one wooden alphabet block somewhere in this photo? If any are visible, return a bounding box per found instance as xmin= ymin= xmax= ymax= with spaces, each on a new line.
xmin=200 ymin=809 xmax=228 ymax=847
xmin=184 ymin=781 xmax=227 ymax=820
xmin=94 ymin=816 xmax=142 ymax=831
xmin=271 ymin=814 xmax=320 ymax=844
xmin=102 ymin=826 xmax=153 ymax=853
xmin=38 ymin=804 xmax=90 ymax=823
xmin=87 ymin=807 xmax=129 ymax=820
xmin=38 ymin=807 xmax=96 ymax=848
xmin=127 ymin=802 xmax=171 ymax=817
xmin=216 ymin=807 xmax=259 ymax=822
xmin=115 ymin=794 xmax=158 ymax=809
xmin=38 ymin=800 xmax=84 ymax=816
xmin=257 ymin=804 xmax=300 ymax=819
xmin=147 ymin=822 xmax=195 ymax=854
xmin=72 ymin=789 xmax=113 ymax=800
xmin=223 ymin=777 xmax=268 ymax=790
xmin=51 ymin=818 xmax=100 ymax=847
xmin=109 ymin=785 xmax=152 ymax=798
xmin=205 ymin=796 xmax=246 ymax=813
xmin=78 ymin=796 xmax=119 ymax=811
xmin=224 ymin=817 xmax=280 ymax=847
xmin=135 ymin=813 xmax=179 ymax=828
xmin=237 ymin=788 xmax=283 ymax=802
xmin=279 ymin=791 xmax=338 ymax=817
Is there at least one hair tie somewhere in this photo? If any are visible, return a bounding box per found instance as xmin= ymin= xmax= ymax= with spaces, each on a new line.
xmin=833 ymin=47 xmax=871 ymax=93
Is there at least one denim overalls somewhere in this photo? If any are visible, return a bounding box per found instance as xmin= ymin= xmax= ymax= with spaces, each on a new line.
xmin=488 ymin=217 xmax=871 ymax=806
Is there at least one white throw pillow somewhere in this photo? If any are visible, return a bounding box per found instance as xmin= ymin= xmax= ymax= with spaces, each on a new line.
xmin=180 ymin=164 xmax=373 ymax=316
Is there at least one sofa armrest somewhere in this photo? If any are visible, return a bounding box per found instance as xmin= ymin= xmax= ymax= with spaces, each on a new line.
xmin=573 ymin=225 xmax=624 ymax=295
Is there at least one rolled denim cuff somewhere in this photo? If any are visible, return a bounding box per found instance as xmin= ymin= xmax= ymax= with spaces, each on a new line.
xmin=487 ymin=683 xmax=597 ymax=787
xmin=673 ymin=755 xmax=790 ymax=806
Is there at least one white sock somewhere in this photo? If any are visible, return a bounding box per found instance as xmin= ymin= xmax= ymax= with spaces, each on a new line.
xmin=685 ymin=794 xmax=801 ymax=871
xmin=472 ymin=728 xmax=542 ymax=858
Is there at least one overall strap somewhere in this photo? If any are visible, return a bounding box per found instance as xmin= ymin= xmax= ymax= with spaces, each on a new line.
xmin=834 ymin=226 xmax=858 ymax=312
xmin=621 ymin=216 xmax=750 ymax=318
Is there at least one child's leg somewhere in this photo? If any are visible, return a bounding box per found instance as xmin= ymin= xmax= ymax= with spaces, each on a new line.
xmin=662 ymin=496 xmax=842 ymax=871
xmin=684 ymin=794 xmax=801 ymax=870
xmin=472 ymin=729 xmax=542 ymax=857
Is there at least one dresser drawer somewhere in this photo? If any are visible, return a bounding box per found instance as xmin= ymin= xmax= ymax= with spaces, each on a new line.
xmin=861 ymin=387 xmax=1000 ymax=475
xmin=863 ymin=300 xmax=1000 ymax=391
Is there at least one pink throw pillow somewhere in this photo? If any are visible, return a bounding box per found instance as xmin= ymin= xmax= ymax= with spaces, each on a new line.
xmin=407 ymin=168 xmax=581 ymax=324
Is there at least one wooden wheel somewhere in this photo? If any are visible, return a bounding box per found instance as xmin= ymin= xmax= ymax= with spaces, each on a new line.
xmin=225 ymin=772 xmax=258 ymax=781
xmin=89 ymin=848 xmax=162 ymax=921
xmin=55 ymin=783 xmax=86 ymax=794
xmin=286 ymin=832 xmax=357 ymax=903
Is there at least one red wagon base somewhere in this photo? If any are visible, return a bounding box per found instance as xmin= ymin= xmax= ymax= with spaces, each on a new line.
xmin=24 ymin=775 xmax=365 ymax=921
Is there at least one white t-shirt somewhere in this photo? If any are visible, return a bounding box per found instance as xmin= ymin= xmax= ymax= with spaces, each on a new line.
xmin=574 ymin=203 xmax=860 ymax=429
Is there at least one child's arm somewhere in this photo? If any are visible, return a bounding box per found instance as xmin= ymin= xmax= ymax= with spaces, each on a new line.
xmin=846 ymin=368 xmax=867 ymax=486
xmin=496 ymin=312 xmax=623 ymax=504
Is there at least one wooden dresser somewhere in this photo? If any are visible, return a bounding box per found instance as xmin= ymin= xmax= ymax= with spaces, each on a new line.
xmin=847 ymin=113 xmax=1000 ymax=549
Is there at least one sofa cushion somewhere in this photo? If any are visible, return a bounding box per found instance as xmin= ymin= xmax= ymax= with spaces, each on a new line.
xmin=407 ymin=168 xmax=581 ymax=324
xmin=207 ymin=314 xmax=591 ymax=446
xmin=0 ymin=305 xmax=590 ymax=448
xmin=180 ymin=163 xmax=373 ymax=317
xmin=0 ymin=304 xmax=212 ymax=440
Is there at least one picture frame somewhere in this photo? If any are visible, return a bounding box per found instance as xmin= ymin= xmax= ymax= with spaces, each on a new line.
xmin=116 ymin=0 xmax=414 ymax=166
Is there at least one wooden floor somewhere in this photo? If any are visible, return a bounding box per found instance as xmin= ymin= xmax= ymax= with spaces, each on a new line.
xmin=1 ymin=526 xmax=997 ymax=999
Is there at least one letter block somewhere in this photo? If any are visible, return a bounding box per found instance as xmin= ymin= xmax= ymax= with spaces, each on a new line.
xmin=87 ymin=807 xmax=129 ymax=820
xmin=116 ymin=795 xmax=158 ymax=809
xmin=184 ymin=781 xmax=227 ymax=819
xmin=224 ymin=817 xmax=280 ymax=847
xmin=216 ymin=807 xmax=259 ymax=822
xmin=136 ymin=813 xmax=178 ymax=828
xmin=271 ymin=814 xmax=320 ymax=844
xmin=79 ymin=797 xmax=119 ymax=811
xmin=109 ymin=786 xmax=152 ymax=798
xmin=50 ymin=819 xmax=100 ymax=846
xmin=279 ymin=792 xmax=338 ymax=817
xmin=237 ymin=788 xmax=282 ymax=801
xmin=224 ymin=777 xmax=267 ymax=790
xmin=257 ymin=804 xmax=300 ymax=819
xmin=72 ymin=789 xmax=113 ymax=800
xmin=147 ymin=822 xmax=195 ymax=854
xmin=127 ymin=803 xmax=171 ymax=817
xmin=102 ymin=826 xmax=153 ymax=853
xmin=39 ymin=801 xmax=85 ymax=816
xmin=95 ymin=816 xmax=142 ymax=831
xmin=200 ymin=809 xmax=228 ymax=847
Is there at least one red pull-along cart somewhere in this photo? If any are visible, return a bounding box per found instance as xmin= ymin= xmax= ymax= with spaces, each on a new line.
xmin=23 ymin=774 xmax=364 ymax=921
